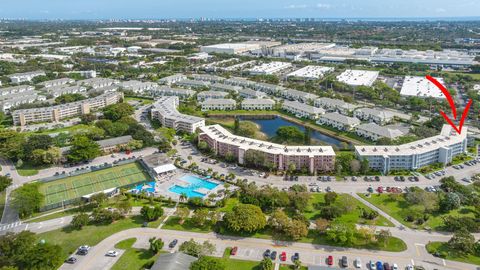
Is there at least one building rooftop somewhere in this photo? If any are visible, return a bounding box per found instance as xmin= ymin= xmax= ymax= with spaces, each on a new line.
xmin=242 ymin=98 xmax=275 ymax=105
xmin=150 ymin=252 xmax=197 ymax=270
xmin=355 ymin=125 xmax=468 ymax=156
xmin=336 ymin=69 xmax=379 ymax=87
xmin=400 ymin=76 xmax=445 ymax=99
xmin=355 ymin=107 xmax=394 ymax=119
xmin=356 ymin=123 xmax=406 ymax=139
xmin=152 ymin=96 xmax=204 ymax=125
xmin=283 ymin=100 xmax=325 ymax=115
xmin=320 ymin=112 xmax=361 ymax=126
xmin=201 ymin=98 xmax=236 ymax=105
xmin=201 ymin=124 xmax=335 ymax=156
xmin=287 ymin=65 xmax=334 ymax=79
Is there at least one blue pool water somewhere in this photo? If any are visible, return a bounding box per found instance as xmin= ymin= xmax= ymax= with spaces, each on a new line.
xmin=168 ymin=175 xmax=219 ymax=198
xmin=133 ymin=181 xmax=155 ymax=193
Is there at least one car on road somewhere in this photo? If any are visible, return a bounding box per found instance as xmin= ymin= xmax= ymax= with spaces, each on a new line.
xmin=292 ymin=252 xmax=300 ymax=261
xmin=383 ymin=262 xmax=390 ymax=270
xmin=106 ymin=250 xmax=118 ymax=257
xmin=341 ymin=256 xmax=348 ymax=267
xmin=230 ymin=246 xmax=238 ymax=255
xmin=263 ymin=249 xmax=271 ymax=258
xmin=270 ymin=251 xmax=277 ymax=260
xmin=169 ymin=239 xmax=178 ymax=248
xmin=369 ymin=260 xmax=376 ymax=270
xmin=376 ymin=261 xmax=383 ymax=270
xmin=392 ymin=263 xmax=398 ymax=270
xmin=354 ymin=258 xmax=361 ymax=268
xmin=327 ymin=255 xmax=333 ymax=265
xmin=280 ymin=252 xmax=287 ymax=261
xmin=405 ymin=265 xmax=414 ymax=270
xmin=65 ymin=257 xmax=77 ymax=264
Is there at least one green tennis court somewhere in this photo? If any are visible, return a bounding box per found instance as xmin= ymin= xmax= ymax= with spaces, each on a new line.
xmin=38 ymin=162 xmax=151 ymax=206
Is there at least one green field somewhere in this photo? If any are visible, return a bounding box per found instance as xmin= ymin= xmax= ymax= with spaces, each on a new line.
xmin=38 ymin=162 xmax=151 ymax=206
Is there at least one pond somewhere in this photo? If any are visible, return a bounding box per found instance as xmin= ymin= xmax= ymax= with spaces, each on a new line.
xmin=242 ymin=116 xmax=345 ymax=147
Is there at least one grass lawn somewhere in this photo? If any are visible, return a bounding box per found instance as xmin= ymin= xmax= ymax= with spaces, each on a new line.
xmin=15 ymin=162 xmax=47 ymax=176
xmin=221 ymin=258 xmax=308 ymax=270
xmin=37 ymin=215 xmax=163 ymax=260
xmin=304 ymin=193 xmax=394 ymax=227
xmin=111 ymin=238 xmax=162 ymax=270
xmin=125 ymin=96 xmax=154 ymax=105
xmin=359 ymin=193 xmax=476 ymax=230
xmin=37 ymin=162 xmax=151 ymax=207
xmin=162 ymin=216 xmax=214 ymax=233
xmin=219 ymin=198 xmax=240 ymax=213
xmin=426 ymin=241 xmax=480 ymax=266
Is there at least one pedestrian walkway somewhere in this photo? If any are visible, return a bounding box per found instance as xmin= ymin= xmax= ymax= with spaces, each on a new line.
xmin=0 ymin=221 xmax=22 ymax=232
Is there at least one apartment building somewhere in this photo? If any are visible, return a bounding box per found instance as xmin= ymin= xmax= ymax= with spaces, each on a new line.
xmin=190 ymin=74 xmax=225 ymax=84
xmin=159 ymin=74 xmax=188 ymax=86
xmin=45 ymin=85 xmax=87 ymax=98
xmin=317 ymin=112 xmax=361 ymax=131
xmin=118 ymin=80 xmax=157 ymax=94
xmin=77 ymin=78 xmax=119 ymax=89
xmin=280 ymin=88 xmax=318 ymax=102
xmin=0 ymin=85 xmax=34 ymax=96
xmin=211 ymin=83 xmax=241 ymax=93
xmin=8 ymin=70 xmax=46 ymax=83
xmin=314 ymin=97 xmax=357 ymax=115
xmin=355 ymin=123 xmax=406 ymax=141
xmin=237 ymin=88 xmax=266 ymax=99
xmin=175 ymin=79 xmax=210 ymax=89
xmin=201 ymin=99 xmax=236 ymax=111
xmin=241 ymin=99 xmax=275 ymax=110
xmin=282 ymin=100 xmax=325 ymax=120
xmin=353 ymin=108 xmax=394 ymax=125
xmin=38 ymin=78 xmax=75 ymax=88
xmin=150 ymin=86 xmax=195 ymax=99
xmin=12 ymin=92 xmax=123 ymax=126
xmin=0 ymin=92 xmax=47 ymax=112
xmin=150 ymin=96 xmax=205 ymax=134
xmin=355 ymin=125 xmax=468 ymax=174
xmin=198 ymin=125 xmax=335 ymax=174
xmin=197 ymin=91 xmax=228 ymax=101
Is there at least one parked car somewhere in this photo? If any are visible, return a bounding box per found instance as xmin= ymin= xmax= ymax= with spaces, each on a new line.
xmin=406 ymin=265 xmax=414 ymax=270
xmin=376 ymin=261 xmax=384 ymax=270
xmin=280 ymin=252 xmax=287 ymax=261
xmin=263 ymin=249 xmax=271 ymax=258
xmin=293 ymin=252 xmax=300 ymax=261
xmin=270 ymin=251 xmax=277 ymax=260
xmin=369 ymin=260 xmax=376 ymax=270
xmin=169 ymin=239 xmax=178 ymax=248
xmin=341 ymin=256 xmax=348 ymax=267
xmin=106 ymin=250 xmax=118 ymax=257
xmin=392 ymin=263 xmax=398 ymax=270
xmin=65 ymin=257 xmax=77 ymax=264
xmin=354 ymin=258 xmax=362 ymax=268
xmin=327 ymin=255 xmax=333 ymax=265
xmin=383 ymin=262 xmax=390 ymax=270
xmin=230 ymin=246 xmax=238 ymax=256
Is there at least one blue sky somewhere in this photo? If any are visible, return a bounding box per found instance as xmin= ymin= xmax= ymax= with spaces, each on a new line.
xmin=1 ymin=0 xmax=479 ymax=20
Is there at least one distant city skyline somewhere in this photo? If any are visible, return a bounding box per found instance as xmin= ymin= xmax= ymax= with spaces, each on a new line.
xmin=1 ymin=0 xmax=480 ymax=20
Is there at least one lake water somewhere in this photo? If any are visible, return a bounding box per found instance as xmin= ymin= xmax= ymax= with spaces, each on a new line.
xmin=243 ymin=116 xmax=344 ymax=147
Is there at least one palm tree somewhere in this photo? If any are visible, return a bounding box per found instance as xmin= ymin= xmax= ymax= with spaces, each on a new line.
xmin=179 ymin=193 xmax=188 ymax=202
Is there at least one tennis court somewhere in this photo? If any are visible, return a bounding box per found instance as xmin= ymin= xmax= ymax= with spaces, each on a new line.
xmin=38 ymin=162 xmax=150 ymax=206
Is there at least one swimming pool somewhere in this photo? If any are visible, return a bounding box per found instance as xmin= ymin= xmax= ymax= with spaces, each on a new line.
xmin=133 ymin=181 xmax=156 ymax=193
xmin=168 ymin=175 xmax=219 ymax=198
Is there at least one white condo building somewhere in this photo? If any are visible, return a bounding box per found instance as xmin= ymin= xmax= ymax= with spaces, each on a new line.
xmin=355 ymin=125 xmax=468 ymax=174
xmin=8 ymin=70 xmax=46 ymax=83
xmin=353 ymin=108 xmax=394 ymax=125
xmin=317 ymin=112 xmax=361 ymax=131
xmin=241 ymin=99 xmax=275 ymax=110
xmin=201 ymin=99 xmax=236 ymax=111
xmin=150 ymin=96 xmax=205 ymax=134
xmin=282 ymin=100 xmax=325 ymax=120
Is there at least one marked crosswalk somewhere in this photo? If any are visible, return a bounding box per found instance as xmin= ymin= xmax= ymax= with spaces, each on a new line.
xmin=0 ymin=221 xmax=22 ymax=231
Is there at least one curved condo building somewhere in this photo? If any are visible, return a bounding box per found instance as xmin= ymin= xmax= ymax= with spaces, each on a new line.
xmin=151 ymin=96 xmax=205 ymax=134
xmin=199 ymin=125 xmax=335 ymax=173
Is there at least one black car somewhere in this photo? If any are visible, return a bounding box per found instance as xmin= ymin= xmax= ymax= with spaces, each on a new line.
xmin=341 ymin=256 xmax=348 ymax=267
xmin=270 ymin=251 xmax=277 ymax=260
xmin=76 ymin=249 xmax=88 ymax=256
xmin=263 ymin=249 xmax=271 ymax=258
xmin=65 ymin=257 xmax=77 ymax=264
xmin=293 ymin=252 xmax=300 ymax=261
xmin=169 ymin=239 xmax=178 ymax=248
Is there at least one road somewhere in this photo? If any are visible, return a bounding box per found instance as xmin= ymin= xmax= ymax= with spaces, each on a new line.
xmin=57 ymin=227 xmax=480 ymax=270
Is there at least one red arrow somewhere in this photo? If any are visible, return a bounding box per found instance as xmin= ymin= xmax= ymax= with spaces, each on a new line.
xmin=426 ymin=75 xmax=472 ymax=135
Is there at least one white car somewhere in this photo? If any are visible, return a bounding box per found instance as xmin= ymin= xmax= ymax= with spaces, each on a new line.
xmin=369 ymin=261 xmax=376 ymax=270
xmin=79 ymin=245 xmax=91 ymax=251
xmin=392 ymin=263 xmax=398 ymax=270
xmin=106 ymin=250 xmax=118 ymax=257
xmin=354 ymin=258 xmax=362 ymax=268
xmin=406 ymin=265 xmax=414 ymax=270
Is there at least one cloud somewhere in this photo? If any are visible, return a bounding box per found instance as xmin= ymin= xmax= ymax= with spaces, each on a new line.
xmin=284 ymin=4 xmax=308 ymax=9
xmin=316 ymin=3 xmax=331 ymax=9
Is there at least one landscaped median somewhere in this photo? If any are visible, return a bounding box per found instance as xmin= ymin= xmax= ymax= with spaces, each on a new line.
xmin=426 ymin=241 xmax=480 ymax=266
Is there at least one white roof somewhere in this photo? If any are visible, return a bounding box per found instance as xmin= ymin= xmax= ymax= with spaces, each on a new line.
xmin=153 ymin=164 xmax=177 ymax=174
xmin=400 ymin=76 xmax=445 ymax=99
xmin=337 ymin=69 xmax=379 ymax=87
xmin=287 ymin=65 xmax=334 ymax=79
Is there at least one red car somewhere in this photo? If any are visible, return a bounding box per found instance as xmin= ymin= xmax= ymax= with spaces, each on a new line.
xmin=377 ymin=186 xmax=384 ymax=193
xmin=230 ymin=247 xmax=238 ymax=256
xmin=327 ymin=255 xmax=334 ymax=265
xmin=280 ymin=252 xmax=287 ymax=261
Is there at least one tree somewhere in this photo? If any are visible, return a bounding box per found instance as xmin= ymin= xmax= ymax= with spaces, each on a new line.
xmin=360 ymin=158 xmax=369 ymax=174
xmin=324 ymin=192 xmax=338 ymax=206
xmin=0 ymin=176 xmax=12 ymax=192
xmin=117 ymin=199 xmax=132 ymax=215
xmin=71 ymin=213 xmax=90 ymax=229
xmin=191 ymin=208 xmax=209 ymax=227
xmin=285 ymin=219 xmax=308 ymax=240
xmin=326 ymin=222 xmax=356 ymax=245
xmin=294 ymin=259 xmax=303 ymax=270
xmin=80 ymin=113 xmax=96 ymax=124
xmin=91 ymin=208 xmax=122 ymax=224
xmin=304 ymin=126 xmax=312 ymax=145
xmin=140 ymin=205 xmax=164 ymax=221
xmin=315 ymin=218 xmax=330 ymax=233
xmin=67 ymin=135 xmax=101 ymax=163
xmin=90 ymin=192 xmax=108 ymax=207
xmin=0 ymin=231 xmax=63 ymax=270
xmin=274 ymin=126 xmax=304 ymax=144
xmin=149 ymin=237 xmax=164 ymax=254
xmin=268 ymin=209 xmax=290 ymax=232
xmin=349 ymin=159 xmax=361 ymax=174
xmin=260 ymin=258 xmax=274 ymax=270
xmin=55 ymin=93 xmax=86 ymax=104
xmin=103 ymin=103 xmax=135 ymax=121
xmin=223 ymin=204 xmax=266 ymax=233
xmin=179 ymin=239 xmax=216 ymax=257
xmin=10 ymin=183 xmax=44 ymax=218
xmin=440 ymin=192 xmax=461 ymax=212
xmin=175 ymin=206 xmax=190 ymax=224
xmin=190 ymin=256 xmax=226 ymax=270
xmin=375 ymin=229 xmax=392 ymax=247
xmin=448 ymin=229 xmax=476 ymax=255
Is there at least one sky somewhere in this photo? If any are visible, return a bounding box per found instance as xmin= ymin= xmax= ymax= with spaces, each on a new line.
xmin=1 ymin=0 xmax=480 ymax=20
